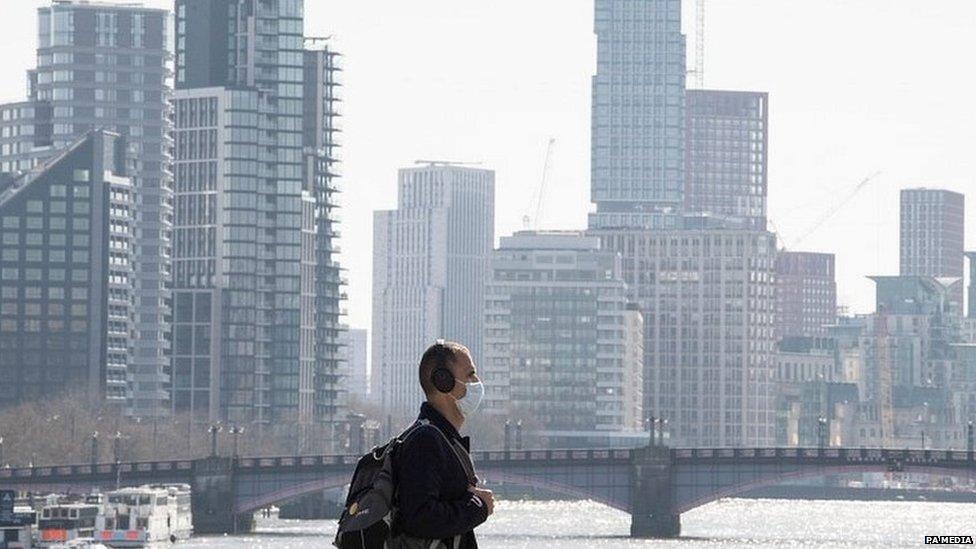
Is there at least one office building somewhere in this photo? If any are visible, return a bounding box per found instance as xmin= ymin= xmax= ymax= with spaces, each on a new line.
xmin=372 ymin=164 xmax=494 ymax=418
xmin=900 ymin=189 xmax=965 ymax=310
xmin=0 ymin=130 xmax=132 ymax=408
xmin=685 ymin=90 xmax=769 ymax=230
xmin=173 ymin=1 xmax=345 ymax=431
xmin=589 ymin=228 xmax=778 ymax=447
xmin=775 ymin=251 xmax=837 ymax=339
xmin=590 ymin=0 xmax=687 ymax=230
xmin=483 ymin=231 xmax=643 ymax=440
xmin=339 ymin=328 xmax=369 ymax=403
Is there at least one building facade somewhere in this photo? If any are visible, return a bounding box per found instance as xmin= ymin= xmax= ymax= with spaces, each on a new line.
xmin=775 ymin=251 xmax=837 ymax=340
xmin=589 ymin=228 xmax=778 ymax=447
xmin=0 ymin=130 xmax=132 ymax=408
xmin=339 ymin=327 xmax=369 ymax=403
xmin=483 ymin=231 xmax=643 ymax=440
xmin=900 ymin=189 xmax=964 ymax=309
xmin=685 ymin=90 xmax=769 ymax=230
xmin=590 ymin=0 xmax=687 ymax=230
xmin=372 ymin=164 xmax=494 ymax=418
xmin=0 ymin=0 xmax=173 ymax=418
xmin=172 ymin=1 xmax=345 ymax=434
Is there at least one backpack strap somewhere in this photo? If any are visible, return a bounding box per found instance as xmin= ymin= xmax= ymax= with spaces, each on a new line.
xmin=416 ymin=423 xmax=478 ymax=485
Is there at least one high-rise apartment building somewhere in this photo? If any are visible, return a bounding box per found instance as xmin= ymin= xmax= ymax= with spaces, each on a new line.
xmin=0 ymin=1 xmax=173 ymax=418
xmin=685 ymin=90 xmax=769 ymax=230
xmin=900 ymin=189 xmax=965 ymax=310
xmin=483 ymin=231 xmax=643 ymax=441
xmin=0 ymin=130 xmax=133 ymax=408
xmin=589 ymin=228 xmax=778 ymax=447
xmin=372 ymin=164 xmax=494 ymax=418
xmin=590 ymin=0 xmax=687 ymax=230
xmin=173 ymin=0 xmax=345 ymax=432
xmin=775 ymin=251 xmax=837 ymax=340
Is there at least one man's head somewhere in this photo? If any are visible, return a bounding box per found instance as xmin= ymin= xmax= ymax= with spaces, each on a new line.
xmin=419 ymin=340 xmax=483 ymax=425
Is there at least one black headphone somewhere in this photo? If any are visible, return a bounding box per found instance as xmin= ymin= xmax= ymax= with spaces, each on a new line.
xmin=430 ymin=339 xmax=456 ymax=394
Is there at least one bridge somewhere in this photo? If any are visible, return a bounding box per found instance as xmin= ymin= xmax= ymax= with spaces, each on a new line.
xmin=1 ymin=446 xmax=974 ymax=538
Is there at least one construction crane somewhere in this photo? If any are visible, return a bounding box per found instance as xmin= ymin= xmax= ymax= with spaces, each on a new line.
xmin=522 ymin=138 xmax=556 ymax=230
xmin=686 ymin=0 xmax=706 ymax=89
xmin=414 ymin=160 xmax=484 ymax=167
xmin=774 ymin=171 xmax=882 ymax=250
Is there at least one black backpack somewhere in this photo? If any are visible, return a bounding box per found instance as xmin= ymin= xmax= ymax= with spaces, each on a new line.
xmin=332 ymin=420 xmax=429 ymax=549
xmin=333 ymin=419 xmax=479 ymax=549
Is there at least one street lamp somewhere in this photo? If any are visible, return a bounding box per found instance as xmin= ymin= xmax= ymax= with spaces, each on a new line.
xmin=208 ymin=424 xmax=222 ymax=457
xmin=967 ymin=421 xmax=974 ymax=454
xmin=515 ymin=420 xmax=523 ymax=450
xmin=817 ymin=416 xmax=828 ymax=449
xmin=228 ymin=426 xmax=244 ymax=458
xmin=0 ymin=435 xmax=4 ymax=467
xmin=648 ymin=416 xmax=657 ymax=447
xmin=504 ymin=421 xmax=512 ymax=452
xmin=113 ymin=431 xmax=123 ymax=463
xmin=90 ymin=431 xmax=99 ymax=466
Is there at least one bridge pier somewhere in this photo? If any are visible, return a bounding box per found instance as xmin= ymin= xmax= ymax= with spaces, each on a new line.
xmin=191 ymin=457 xmax=254 ymax=535
xmin=630 ymin=446 xmax=680 ymax=538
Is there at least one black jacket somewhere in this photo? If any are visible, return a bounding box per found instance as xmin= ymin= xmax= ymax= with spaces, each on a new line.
xmin=393 ymin=402 xmax=487 ymax=548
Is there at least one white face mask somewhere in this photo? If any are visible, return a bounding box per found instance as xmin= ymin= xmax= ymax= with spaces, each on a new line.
xmin=454 ymin=380 xmax=485 ymax=417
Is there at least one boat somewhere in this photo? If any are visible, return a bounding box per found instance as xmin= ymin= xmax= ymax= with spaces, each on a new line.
xmin=0 ymin=504 xmax=38 ymax=549
xmin=94 ymin=485 xmax=192 ymax=547
xmin=36 ymin=495 xmax=101 ymax=548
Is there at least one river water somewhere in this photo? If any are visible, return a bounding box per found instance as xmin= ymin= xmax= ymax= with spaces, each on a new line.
xmin=180 ymin=498 xmax=974 ymax=548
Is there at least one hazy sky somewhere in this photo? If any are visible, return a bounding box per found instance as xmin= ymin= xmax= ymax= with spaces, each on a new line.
xmin=2 ymin=0 xmax=975 ymax=334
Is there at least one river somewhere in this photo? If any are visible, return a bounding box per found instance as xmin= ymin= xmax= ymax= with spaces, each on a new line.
xmin=180 ymin=498 xmax=974 ymax=548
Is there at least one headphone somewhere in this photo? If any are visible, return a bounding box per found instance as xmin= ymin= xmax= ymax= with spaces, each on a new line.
xmin=430 ymin=339 xmax=457 ymax=394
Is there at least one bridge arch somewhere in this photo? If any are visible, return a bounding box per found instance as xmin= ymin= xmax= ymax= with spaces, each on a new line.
xmin=675 ymin=464 xmax=976 ymax=515
xmin=234 ymin=473 xmax=351 ymax=515
xmin=480 ymin=471 xmax=630 ymax=514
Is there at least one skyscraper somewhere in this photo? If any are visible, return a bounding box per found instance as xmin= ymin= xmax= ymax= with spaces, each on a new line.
xmin=483 ymin=231 xmax=644 ymax=445
xmin=372 ymin=164 xmax=494 ymax=418
xmin=590 ymin=0 xmax=687 ymax=230
xmin=685 ymin=90 xmax=769 ymax=230
xmin=775 ymin=251 xmax=837 ymax=340
xmin=173 ymin=0 xmax=345 ymax=434
xmin=900 ymin=188 xmax=965 ymax=310
xmin=589 ymin=228 xmax=779 ymax=447
xmin=0 ymin=1 xmax=173 ymax=418
xmin=0 ymin=130 xmax=133 ymax=408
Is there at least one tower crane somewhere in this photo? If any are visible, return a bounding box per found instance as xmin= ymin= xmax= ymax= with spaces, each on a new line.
xmin=771 ymin=171 xmax=882 ymax=250
xmin=522 ymin=137 xmax=556 ymax=230
xmin=686 ymin=0 xmax=706 ymax=88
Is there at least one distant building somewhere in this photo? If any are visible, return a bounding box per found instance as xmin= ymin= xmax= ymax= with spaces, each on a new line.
xmin=589 ymin=228 xmax=778 ymax=447
xmin=339 ymin=328 xmax=369 ymax=403
xmin=372 ymin=164 xmax=494 ymax=418
xmin=965 ymin=252 xmax=976 ymax=319
xmin=1 ymin=0 xmax=173 ymax=418
xmin=900 ymin=189 xmax=964 ymax=310
xmin=589 ymin=0 xmax=687 ymax=230
xmin=483 ymin=231 xmax=643 ymax=442
xmin=775 ymin=252 xmax=837 ymax=339
xmin=685 ymin=90 xmax=769 ymax=230
xmin=172 ymin=1 xmax=346 ymax=434
xmin=0 ymin=130 xmax=132 ymax=408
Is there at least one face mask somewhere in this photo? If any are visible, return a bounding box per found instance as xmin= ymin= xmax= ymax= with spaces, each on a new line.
xmin=454 ymin=380 xmax=485 ymax=417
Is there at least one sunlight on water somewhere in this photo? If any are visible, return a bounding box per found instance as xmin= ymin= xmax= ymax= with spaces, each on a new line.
xmin=180 ymin=498 xmax=975 ymax=548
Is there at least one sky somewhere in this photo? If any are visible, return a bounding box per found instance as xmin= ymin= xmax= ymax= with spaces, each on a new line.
xmin=2 ymin=0 xmax=975 ymax=334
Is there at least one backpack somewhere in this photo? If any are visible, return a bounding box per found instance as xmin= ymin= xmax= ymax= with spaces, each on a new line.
xmin=332 ymin=420 xmax=478 ymax=549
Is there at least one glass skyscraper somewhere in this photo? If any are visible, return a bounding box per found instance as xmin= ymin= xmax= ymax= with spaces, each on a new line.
xmin=590 ymin=0 xmax=687 ymax=230
xmin=173 ymin=0 xmax=345 ymax=438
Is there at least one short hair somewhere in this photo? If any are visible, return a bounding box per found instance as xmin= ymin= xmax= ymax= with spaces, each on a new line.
xmin=419 ymin=340 xmax=469 ymax=396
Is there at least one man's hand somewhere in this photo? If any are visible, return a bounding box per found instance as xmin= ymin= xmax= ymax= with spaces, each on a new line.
xmin=468 ymin=485 xmax=494 ymax=516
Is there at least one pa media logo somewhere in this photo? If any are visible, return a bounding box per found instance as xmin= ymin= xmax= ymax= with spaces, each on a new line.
xmin=924 ymin=536 xmax=974 ymax=545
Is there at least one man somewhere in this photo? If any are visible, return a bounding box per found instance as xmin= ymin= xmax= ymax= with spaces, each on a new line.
xmin=393 ymin=340 xmax=493 ymax=548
